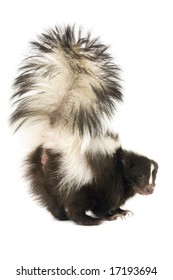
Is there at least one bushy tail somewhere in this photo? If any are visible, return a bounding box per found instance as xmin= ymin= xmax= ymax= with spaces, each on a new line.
xmin=10 ymin=25 xmax=122 ymax=137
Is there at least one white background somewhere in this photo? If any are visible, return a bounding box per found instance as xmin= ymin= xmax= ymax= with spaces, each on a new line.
xmin=0 ymin=0 xmax=172 ymax=279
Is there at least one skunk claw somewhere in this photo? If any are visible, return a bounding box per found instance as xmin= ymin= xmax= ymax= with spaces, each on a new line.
xmin=106 ymin=209 xmax=133 ymax=221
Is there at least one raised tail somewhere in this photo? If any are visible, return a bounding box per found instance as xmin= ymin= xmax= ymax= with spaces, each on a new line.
xmin=10 ymin=25 xmax=122 ymax=137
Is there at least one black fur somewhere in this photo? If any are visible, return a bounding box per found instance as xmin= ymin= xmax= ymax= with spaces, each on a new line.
xmin=26 ymin=146 xmax=158 ymax=225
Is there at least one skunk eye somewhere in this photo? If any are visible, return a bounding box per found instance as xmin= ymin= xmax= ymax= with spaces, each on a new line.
xmin=137 ymin=172 xmax=143 ymax=178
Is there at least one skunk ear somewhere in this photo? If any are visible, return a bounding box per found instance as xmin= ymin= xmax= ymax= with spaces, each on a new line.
xmin=121 ymin=152 xmax=137 ymax=168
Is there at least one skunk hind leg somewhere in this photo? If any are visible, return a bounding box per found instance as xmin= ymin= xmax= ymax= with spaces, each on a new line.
xmin=27 ymin=146 xmax=69 ymax=221
xmin=49 ymin=202 xmax=69 ymax=221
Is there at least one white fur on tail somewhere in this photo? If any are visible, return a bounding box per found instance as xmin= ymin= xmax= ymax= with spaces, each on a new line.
xmin=10 ymin=26 xmax=122 ymax=189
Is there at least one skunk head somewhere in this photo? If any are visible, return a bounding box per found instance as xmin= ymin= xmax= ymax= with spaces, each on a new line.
xmin=122 ymin=151 xmax=158 ymax=195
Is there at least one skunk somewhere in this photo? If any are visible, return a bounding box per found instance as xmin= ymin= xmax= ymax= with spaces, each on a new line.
xmin=10 ymin=25 xmax=158 ymax=225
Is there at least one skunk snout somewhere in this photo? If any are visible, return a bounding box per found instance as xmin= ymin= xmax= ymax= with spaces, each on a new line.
xmin=144 ymin=185 xmax=154 ymax=195
xmin=135 ymin=184 xmax=155 ymax=195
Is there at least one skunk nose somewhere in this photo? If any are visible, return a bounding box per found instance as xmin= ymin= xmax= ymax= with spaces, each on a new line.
xmin=145 ymin=186 xmax=154 ymax=194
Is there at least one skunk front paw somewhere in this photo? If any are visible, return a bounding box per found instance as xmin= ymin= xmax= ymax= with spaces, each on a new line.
xmin=106 ymin=208 xmax=133 ymax=221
